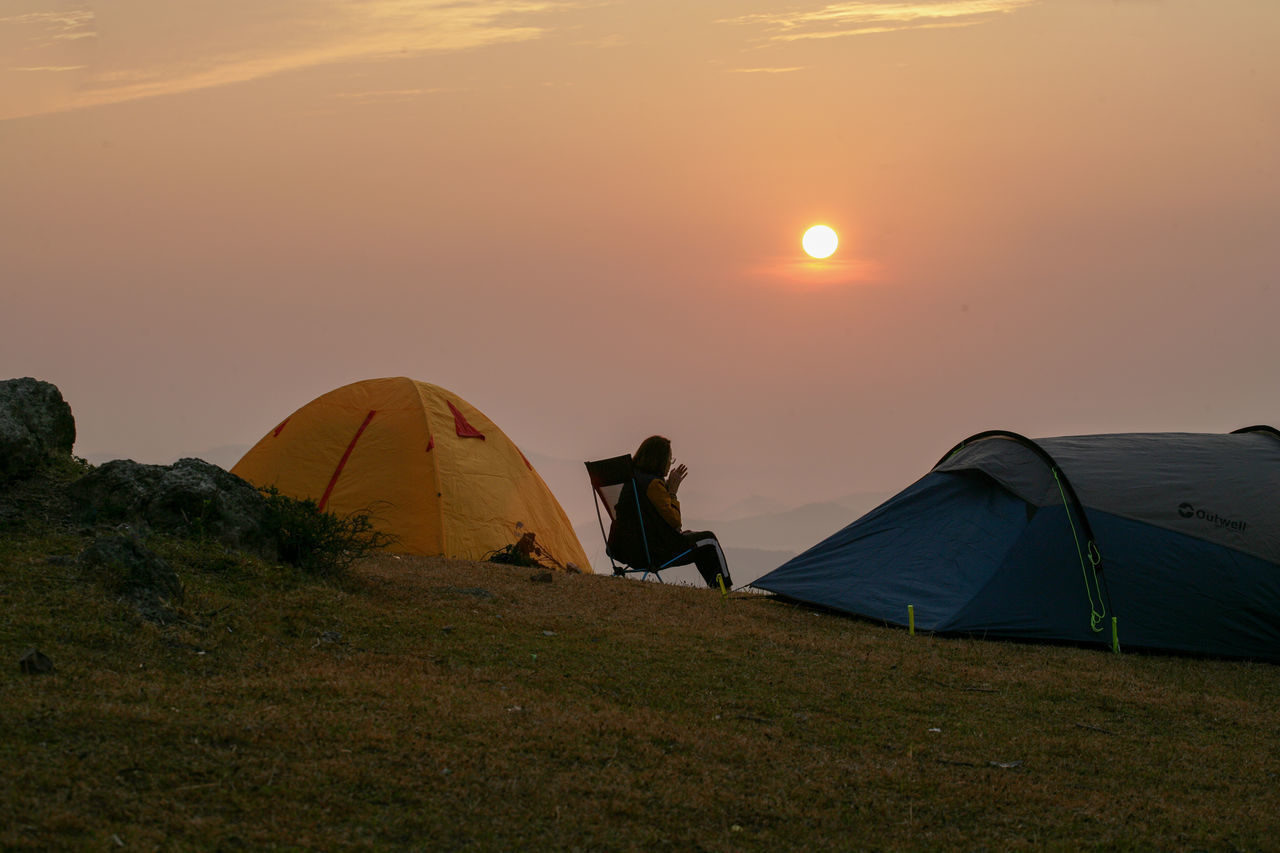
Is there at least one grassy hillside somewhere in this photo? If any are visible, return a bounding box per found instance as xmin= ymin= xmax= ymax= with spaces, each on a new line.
xmin=3 ymin=518 xmax=1279 ymax=849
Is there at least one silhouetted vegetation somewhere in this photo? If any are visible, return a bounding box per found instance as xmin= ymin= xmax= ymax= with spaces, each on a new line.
xmin=258 ymin=485 xmax=395 ymax=576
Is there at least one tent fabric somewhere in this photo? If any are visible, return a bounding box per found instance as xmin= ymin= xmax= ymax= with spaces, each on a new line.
xmin=935 ymin=432 xmax=1279 ymax=562
xmin=231 ymin=377 xmax=591 ymax=571
xmin=751 ymin=430 xmax=1280 ymax=661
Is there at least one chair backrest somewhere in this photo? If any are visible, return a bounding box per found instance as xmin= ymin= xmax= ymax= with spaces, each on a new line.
xmin=585 ymin=454 xmax=659 ymax=578
xmin=585 ymin=454 xmax=635 ymax=524
xmin=585 ymin=454 xmax=691 ymax=581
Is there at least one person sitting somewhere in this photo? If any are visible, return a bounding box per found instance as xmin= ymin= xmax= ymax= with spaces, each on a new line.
xmin=607 ymin=435 xmax=732 ymax=590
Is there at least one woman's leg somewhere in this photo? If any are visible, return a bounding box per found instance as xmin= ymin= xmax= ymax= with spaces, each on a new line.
xmin=684 ymin=531 xmax=731 ymax=589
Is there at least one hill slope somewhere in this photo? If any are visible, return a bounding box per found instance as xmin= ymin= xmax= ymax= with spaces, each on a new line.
xmin=4 ymin=521 xmax=1280 ymax=849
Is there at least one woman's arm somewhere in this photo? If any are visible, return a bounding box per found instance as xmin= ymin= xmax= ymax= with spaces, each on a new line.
xmin=645 ymin=478 xmax=682 ymax=530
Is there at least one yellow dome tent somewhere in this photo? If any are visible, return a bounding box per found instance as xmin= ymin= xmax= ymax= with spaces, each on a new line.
xmin=231 ymin=377 xmax=590 ymax=571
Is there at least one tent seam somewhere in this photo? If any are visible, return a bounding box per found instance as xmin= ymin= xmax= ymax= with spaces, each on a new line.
xmin=411 ymin=378 xmax=448 ymax=557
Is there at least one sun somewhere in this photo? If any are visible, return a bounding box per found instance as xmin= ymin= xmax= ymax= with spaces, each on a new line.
xmin=802 ymin=225 xmax=839 ymax=259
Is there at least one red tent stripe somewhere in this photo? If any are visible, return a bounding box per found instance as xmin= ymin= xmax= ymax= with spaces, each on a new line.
xmin=318 ymin=410 xmax=376 ymax=511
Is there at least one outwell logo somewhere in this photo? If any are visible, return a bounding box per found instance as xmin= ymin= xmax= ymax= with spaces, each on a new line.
xmin=1177 ymin=502 xmax=1248 ymax=532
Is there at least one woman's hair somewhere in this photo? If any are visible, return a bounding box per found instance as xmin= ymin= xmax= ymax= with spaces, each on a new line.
xmin=633 ymin=435 xmax=672 ymax=476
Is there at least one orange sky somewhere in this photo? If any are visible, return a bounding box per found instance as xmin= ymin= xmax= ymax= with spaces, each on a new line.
xmin=2 ymin=0 xmax=1278 ymax=537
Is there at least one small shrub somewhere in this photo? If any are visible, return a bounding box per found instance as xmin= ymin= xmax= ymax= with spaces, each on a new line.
xmin=50 ymin=454 xmax=92 ymax=480
xmin=258 ymin=487 xmax=395 ymax=576
xmin=484 ymin=542 xmax=542 ymax=568
xmin=484 ymin=529 xmax=565 ymax=571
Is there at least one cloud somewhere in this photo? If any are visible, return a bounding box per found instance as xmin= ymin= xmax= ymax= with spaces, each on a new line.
xmin=0 ymin=9 xmax=96 ymax=41
xmin=751 ymin=255 xmax=886 ymax=290
xmin=1 ymin=1 xmax=585 ymax=119
xmin=723 ymin=0 xmax=1037 ymax=42
xmin=726 ymin=66 xmax=806 ymax=74
xmin=332 ymin=88 xmax=439 ymax=103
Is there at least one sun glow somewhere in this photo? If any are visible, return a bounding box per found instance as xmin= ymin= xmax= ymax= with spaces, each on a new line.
xmin=802 ymin=225 xmax=839 ymax=259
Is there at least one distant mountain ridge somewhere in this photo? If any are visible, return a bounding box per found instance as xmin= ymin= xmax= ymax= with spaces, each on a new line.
xmin=687 ymin=490 xmax=893 ymax=554
xmin=168 ymin=444 xmax=892 ymax=585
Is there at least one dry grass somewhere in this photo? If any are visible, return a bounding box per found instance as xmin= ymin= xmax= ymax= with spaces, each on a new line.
xmin=3 ymin=536 xmax=1279 ymax=851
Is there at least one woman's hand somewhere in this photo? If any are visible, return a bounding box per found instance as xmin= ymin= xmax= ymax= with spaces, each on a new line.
xmin=666 ymin=463 xmax=688 ymax=494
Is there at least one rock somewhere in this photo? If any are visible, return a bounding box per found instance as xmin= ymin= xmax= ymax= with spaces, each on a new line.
xmin=315 ymin=630 xmax=345 ymax=646
xmin=530 ymin=571 xmax=553 ymax=583
xmin=68 ymin=459 xmax=156 ymax=520
xmin=18 ymin=648 xmax=54 ymax=674
xmin=69 ymin=458 xmax=276 ymax=557
xmin=78 ymin=535 xmax=183 ymax=622
xmin=0 ymin=378 xmax=76 ymax=481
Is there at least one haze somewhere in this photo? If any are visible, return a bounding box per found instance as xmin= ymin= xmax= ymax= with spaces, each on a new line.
xmin=3 ymin=1 xmax=1277 ymax=563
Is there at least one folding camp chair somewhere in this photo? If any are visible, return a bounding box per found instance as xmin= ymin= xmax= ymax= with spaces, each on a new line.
xmin=585 ymin=454 xmax=693 ymax=582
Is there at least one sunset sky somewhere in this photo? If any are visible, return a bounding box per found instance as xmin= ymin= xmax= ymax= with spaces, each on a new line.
xmin=3 ymin=1 xmax=1277 ymax=544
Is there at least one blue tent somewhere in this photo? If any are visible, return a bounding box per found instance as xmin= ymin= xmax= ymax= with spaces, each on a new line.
xmin=752 ymin=428 xmax=1280 ymax=661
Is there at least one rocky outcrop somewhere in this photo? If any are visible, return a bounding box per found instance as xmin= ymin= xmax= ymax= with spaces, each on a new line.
xmin=78 ymin=535 xmax=184 ymax=623
xmin=0 ymin=378 xmax=76 ymax=481
xmin=18 ymin=649 xmax=54 ymax=675
xmin=69 ymin=457 xmax=277 ymax=558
